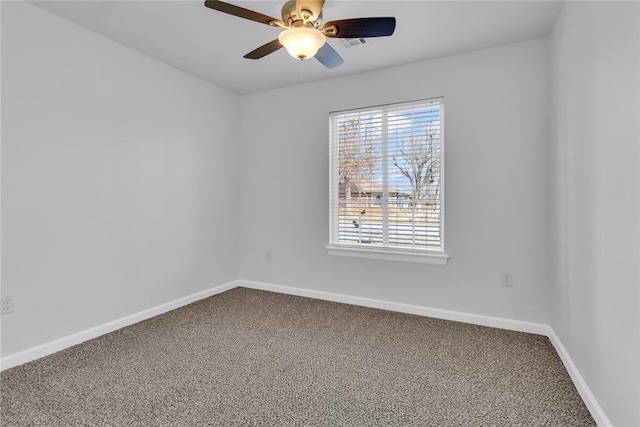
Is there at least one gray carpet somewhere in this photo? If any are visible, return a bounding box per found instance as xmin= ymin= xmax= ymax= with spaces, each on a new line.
xmin=1 ymin=287 xmax=595 ymax=426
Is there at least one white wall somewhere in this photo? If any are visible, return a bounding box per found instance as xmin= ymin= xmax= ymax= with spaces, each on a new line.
xmin=238 ymin=39 xmax=551 ymax=324
xmin=549 ymin=2 xmax=640 ymax=426
xmin=1 ymin=1 xmax=239 ymax=357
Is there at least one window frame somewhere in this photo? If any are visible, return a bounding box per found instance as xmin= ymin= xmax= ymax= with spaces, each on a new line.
xmin=326 ymin=97 xmax=448 ymax=265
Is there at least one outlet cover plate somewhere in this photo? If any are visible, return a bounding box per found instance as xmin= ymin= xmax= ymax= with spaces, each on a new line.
xmin=501 ymin=273 xmax=513 ymax=287
xmin=1 ymin=295 xmax=15 ymax=314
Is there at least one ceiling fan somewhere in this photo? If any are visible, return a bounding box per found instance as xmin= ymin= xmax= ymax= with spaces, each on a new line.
xmin=204 ymin=0 xmax=396 ymax=68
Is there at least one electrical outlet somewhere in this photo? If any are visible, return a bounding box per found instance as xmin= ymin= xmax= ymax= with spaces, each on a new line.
xmin=501 ymin=273 xmax=513 ymax=287
xmin=1 ymin=296 xmax=15 ymax=315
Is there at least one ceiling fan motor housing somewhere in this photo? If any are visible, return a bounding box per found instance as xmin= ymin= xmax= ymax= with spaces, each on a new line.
xmin=281 ymin=0 xmax=322 ymax=28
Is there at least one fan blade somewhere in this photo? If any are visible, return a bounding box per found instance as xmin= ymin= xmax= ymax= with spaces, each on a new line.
xmin=204 ymin=1 xmax=285 ymax=27
xmin=244 ymin=39 xmax=283 ymax=59
xmin=295 ymin=0 xmax=325 ymax=22
xmin=315 ymin=43 xmax=343 ymax=69
xmin=322 ymin=17 xmax=396 ymax=38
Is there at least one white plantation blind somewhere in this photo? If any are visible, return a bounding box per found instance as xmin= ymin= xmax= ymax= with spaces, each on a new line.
xmin=329 ymin=97 xmax=444 ymax=256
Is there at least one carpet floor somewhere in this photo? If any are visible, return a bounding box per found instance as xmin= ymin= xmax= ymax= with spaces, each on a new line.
xmin=1 ymin=287 xmax=595 ymax=426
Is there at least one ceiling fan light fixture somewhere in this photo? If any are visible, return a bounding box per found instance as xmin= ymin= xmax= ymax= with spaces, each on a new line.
xmin=278 ymin=27 xmax=326 ymax=60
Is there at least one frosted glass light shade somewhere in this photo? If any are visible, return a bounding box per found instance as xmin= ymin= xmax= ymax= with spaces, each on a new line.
xmin=278 ymin=27 xmax=326 ymax=60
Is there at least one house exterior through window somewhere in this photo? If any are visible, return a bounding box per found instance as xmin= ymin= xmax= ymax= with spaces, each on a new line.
xmin=327 ymin=97 xmax=448 ymax=264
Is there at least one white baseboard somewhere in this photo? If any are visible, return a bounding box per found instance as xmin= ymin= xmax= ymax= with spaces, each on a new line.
xmin=546 ymin=328 xmax=613 ymax=427
xmin=239 ymin=280 xmax=550 ymax=335
xmin=0 ymin=280 xmax=240 ymax=371
xmin=1 ymin=278 xmax=611 ymax=426
xmin=240 ymin=280 xmax=611 ymax=427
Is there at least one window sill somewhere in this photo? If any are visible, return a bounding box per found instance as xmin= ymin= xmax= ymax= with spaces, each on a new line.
xmin=325 ymin=244 xmax=449 ymax=265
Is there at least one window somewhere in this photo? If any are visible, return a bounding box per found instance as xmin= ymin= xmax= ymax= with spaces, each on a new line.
xmin=327 ymin=98 xmax=447 ymax=264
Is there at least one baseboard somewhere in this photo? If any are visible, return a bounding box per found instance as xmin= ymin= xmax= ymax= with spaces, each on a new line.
xmin=546 ymin=328 xmax=613 ymax=427
xmin=240 ymin=280 xmax=550 ymax=335
xmin=0 ymin=280 xmax=240 ymax=371
xmin=240 ymin=279 xmax=611 ymax=427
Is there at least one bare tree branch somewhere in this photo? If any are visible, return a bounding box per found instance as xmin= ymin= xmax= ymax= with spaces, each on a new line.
xmin=338 ymin=119 xmax=378 ymax=207
xmin=391 ymin=125 xmax=440 ymax=206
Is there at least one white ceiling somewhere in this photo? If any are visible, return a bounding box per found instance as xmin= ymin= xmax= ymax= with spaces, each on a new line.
xmin=31 ymin=0 xmax=563 ymax=95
